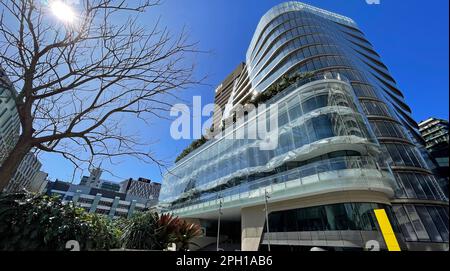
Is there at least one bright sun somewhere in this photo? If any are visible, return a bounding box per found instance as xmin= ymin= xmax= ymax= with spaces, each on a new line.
xmin=50 ymin=1 xmax=76 ymax=23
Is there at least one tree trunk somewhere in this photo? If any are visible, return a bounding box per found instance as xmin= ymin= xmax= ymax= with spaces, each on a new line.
xmin=0 ymin=136 xmax=33 ymax=192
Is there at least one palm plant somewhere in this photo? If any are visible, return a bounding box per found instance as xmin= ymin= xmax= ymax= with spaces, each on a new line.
xmin=120 ymin=212 xmax=203 ymax=251
xmin=152 ymin=213 xmax=180 ymax=250
xmin=121 ymin=211 xmax=159 ymax=250
xmin=175 ymin=220 xmax=203 ymax=251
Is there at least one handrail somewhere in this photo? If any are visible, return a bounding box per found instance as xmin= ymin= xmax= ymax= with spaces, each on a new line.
xmin=163 ymin=156 xmax=393 ymax=211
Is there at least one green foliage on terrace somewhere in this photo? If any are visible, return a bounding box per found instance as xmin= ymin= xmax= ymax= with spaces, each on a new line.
xmin=175 ymin=135 xmax=208 ymax=163
xmin=173 ymin=71 xmax=317 ymax=163
xmin=0 ymin=192 xmax=201 ymax=251
xmin=249 ymin=70 xmax=317 ymax=106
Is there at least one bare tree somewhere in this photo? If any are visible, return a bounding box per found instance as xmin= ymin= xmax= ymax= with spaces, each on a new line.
xmin=0 ymin=0 xmax=201 ymax=189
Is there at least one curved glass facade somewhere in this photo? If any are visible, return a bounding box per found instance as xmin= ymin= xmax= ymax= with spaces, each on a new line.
xmin=160 ymin=76 xmax=391 ymax=210
xmin=242 ymin=1 xmax=448 ymax=247
xmin=160 ymin=1 xmax=448 ymax=250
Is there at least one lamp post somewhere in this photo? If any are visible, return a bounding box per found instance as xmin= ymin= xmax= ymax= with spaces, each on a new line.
xmin=216 ymin=197 xmax=223 ymax=251
xmin=264 ymin=189 xmax=271 ymax=252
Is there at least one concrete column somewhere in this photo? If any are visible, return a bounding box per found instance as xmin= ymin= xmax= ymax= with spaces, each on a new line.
xmin=241 ymin=204 xmax=266 ymax=251
xmin=89 ymin=193 xmax=102 ymax=213
xmin=72 ymin=190 xmax=81 ymax=205
xmin=109 ymin=197 xmax=121 ymax=219
xmin=127 ymin=200 xmax=137 ymax=218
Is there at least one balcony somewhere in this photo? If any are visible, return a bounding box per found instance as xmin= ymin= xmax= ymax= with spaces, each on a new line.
xmin=167 ymin=156 xmax=395 ymax=217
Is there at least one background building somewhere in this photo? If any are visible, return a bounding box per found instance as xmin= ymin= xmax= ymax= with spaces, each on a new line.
xmin=0 ymin=67 xmax=20 ymax=168
xmin=4 ymin=152 xmax=43 ymax=193
xmin=160 ymin=2 xmax=449 ymax=251
xmin=80 ymin=167 xmax=104 ymax=188
xmin=28 ymin=171 xmax=49 ymax=194
xmin=212 ymin=63 xmax=248 ymax=133
xmin=47 ymin=180 xmax=148 ymax=219
xmin=1 ymin=66 xmax=44 ymax=194
xmin=419 ymin=118 xmax=449 ymax=194
xmin=80 ymin=167 xmax=121 ymax=192
xmin=47 ymin=169 xmax=161 ymax=218
xmin=120 ymin=178 xmax=161 ymax=206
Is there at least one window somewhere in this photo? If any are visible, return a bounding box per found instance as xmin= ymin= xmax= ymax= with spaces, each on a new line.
xmin=287 ymin=96 xmax=302 ymax=121
xmin=352 ymin=83 xmax=378 ymax=98
xmin=385 ymin=144 xmax=402 ymax=165
xmin=277 ymin=131 xmax=294 ymax=156
xmin=370 ymin=120 xmax=407 ymax=139
xmin=393 ymin=204 xmax=449 ymax=243
xmin=268 ymin=203 xmax=390 ymax=233
xmin=415 ymin=206 xmax=443 ymax=242
xmin=301 ymin=94 xmax=329 ymax=114
xmin=292 ymin=126 xmax=308 ymax=148
xmin=392 ymin=205 xmax=418 ymax=242
xmin=428 ymin=206 xmax=449 ymax=242
xmin=305 ymin=119 xmax=316 ymax=142
xmin=361 ymin=101 xmax=391 ymax=117
xmin=313 ymin=115 xmax=334 ymax=139
xmin=395 ymin=173 xmax=417 ymax=198
xmin=384 ymin=143 xmax=426 ymax=168
xmin=404 ymin=205 xmax=430 ymax=241
xmin=278 ymin=104 xmax=289 ymax=127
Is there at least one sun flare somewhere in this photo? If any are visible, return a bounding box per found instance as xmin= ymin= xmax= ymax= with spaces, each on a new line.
xmin=50 ymin=1 xmax=76 ymax=23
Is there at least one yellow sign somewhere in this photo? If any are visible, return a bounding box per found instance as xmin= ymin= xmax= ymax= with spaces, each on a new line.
xmin=374 ymin=209 xmax=401 ymax=251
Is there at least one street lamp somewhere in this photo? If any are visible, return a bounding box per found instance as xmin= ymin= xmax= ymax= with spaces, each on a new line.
xmin=50 ymin=1 xmax=76 ymax=23
xmin=264 ymin=189 xmax=271 ymax=252
xmin=216 ymin=196 xmax=223 ymax=251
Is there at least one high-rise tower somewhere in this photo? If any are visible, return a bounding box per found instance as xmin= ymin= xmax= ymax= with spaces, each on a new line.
xmin=160 ymin=2 xmax=449 ymax=251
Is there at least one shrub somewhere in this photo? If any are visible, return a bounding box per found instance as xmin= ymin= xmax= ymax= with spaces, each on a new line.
xmin=0 ymin=192 xmax=201 ymax=251
xmin=0 ymin=192 xmax=121 ymax=251
xmin=121 ymin=212 xmax=202 ymax=251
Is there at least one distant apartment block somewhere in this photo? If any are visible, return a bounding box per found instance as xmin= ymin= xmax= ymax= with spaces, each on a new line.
xmin=47 ymin=169 xmax=160 ymax=218
xmin=28 ymin=171 xmax=49 ymax=194
xmin=120 ymin=177 xmax=161 ymax=206
xmin=419 ymin=118 xmax=449 ymax=193
xmin=0 ymin=67 xmax=20 ymax=167
xmin=47 ymin=180 xmax=148 ymax=219
xmin=1 ymin=66 xmax=44 ymax=194
xmin=4 ymin=152 xmax=42 ymax=193
xmin=419 ymin=118 xmax=449 ymax=169
xmin=212 ymin=63 xmax=248 ymax=133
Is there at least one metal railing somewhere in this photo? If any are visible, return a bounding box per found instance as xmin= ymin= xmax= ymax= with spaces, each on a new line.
xmin=165 ymin=156 xmax=394 ymax=213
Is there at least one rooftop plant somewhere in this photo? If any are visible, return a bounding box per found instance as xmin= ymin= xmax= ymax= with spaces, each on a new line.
xmin=173 ymin=71 xmax=317 ymax=163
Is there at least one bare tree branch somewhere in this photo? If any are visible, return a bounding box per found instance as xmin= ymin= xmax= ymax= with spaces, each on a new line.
xmin=0 ymin=0 xmax=204 ymax=187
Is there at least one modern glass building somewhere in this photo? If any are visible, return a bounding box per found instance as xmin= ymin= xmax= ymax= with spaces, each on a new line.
xmin=159 ymin=2 xmax=449 ymax=251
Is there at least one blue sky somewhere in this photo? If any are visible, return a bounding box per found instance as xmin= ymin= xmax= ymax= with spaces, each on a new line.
xmin=40 ymin=0 xmax=449 ymax=184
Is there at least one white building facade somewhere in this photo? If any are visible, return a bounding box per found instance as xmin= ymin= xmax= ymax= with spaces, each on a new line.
xmin=1 ymin=67 xmax=44 ymax=194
